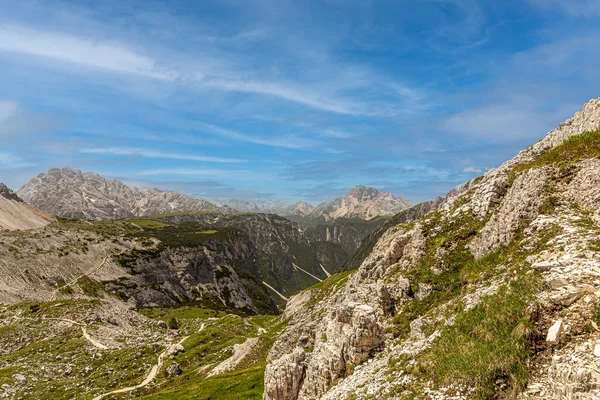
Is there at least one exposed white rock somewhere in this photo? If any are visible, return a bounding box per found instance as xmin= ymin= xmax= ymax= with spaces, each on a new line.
xmin=546 ymin=320 xmax=563 ymax=345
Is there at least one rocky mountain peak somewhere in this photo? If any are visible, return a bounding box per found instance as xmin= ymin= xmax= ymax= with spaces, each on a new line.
xmin=17 ymin=168 xmax=224 ymax=220
xmin=310 ymin=185 xmax=411 ymax=221
xmin=347 ymin=185 xmax=381 ymax=201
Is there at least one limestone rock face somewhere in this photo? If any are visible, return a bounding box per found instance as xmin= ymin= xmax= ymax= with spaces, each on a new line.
xmin=470 ymin=173 xmax=508 ymax=218
xmin=469 ymin=167 xmax=550 ymax=258
xmin=0 ymin=183 xmax=23 ymax=202
xmin=17 ymin=168 xmax=225 ymax=220
xmin=109 ymin=235 xmax=275 ymax=313
xmin=265 ymin=302 xmax=384 ymax=400
xmin=264 ymin=348 xmax=307 ymax=400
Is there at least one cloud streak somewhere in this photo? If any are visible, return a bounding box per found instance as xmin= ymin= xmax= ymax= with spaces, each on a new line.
xmin=80 ymin=147 xmax=244 ymax=163
xmin=0 ymin=25 xmax=174 ymax=80
xmin=0 ymin=23 xmax=425 ymax=117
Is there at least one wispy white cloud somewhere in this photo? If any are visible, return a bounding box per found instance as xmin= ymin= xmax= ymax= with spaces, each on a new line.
xmin=0 ymin=152 xmax=32 ymax=168
xmin=135 ymin=168 xmax=269 ymax=181
xmin=528 ymin=0 xmax=600 ymax=16
xmin=195 ymin=122 xmax=317 ymax=149
xmin=0 ymin=100 xmax=19 ymax=122
xmin=0 ymin=25 xmax=175 ymax=80
xmin=321 ymin=129 xmax=354 ymax=139
xmin=80 ymin=147 xmax=244 ymax=163
xmin=0 ymin=24 xmax=425 ymax=117
xmin=0 ymin=99 xmax=64 ymax=137
xmin=462 ymin=166 xmax=482 ymax=173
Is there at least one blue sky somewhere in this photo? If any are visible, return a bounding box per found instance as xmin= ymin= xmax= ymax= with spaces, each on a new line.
xmin=1 ymin=0 xmax=599 ymax=203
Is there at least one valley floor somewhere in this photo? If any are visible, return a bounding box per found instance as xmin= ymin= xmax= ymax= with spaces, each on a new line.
xmin=0 ymin=300 xmax=285 ymax=400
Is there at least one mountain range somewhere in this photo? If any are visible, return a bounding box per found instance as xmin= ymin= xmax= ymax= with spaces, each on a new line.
xmin=2 ymin=98 xmax=600 ymax=400
xmin=16 ymin=168 xmax=228 ymax=220
xmin=17 ymin=168 xmax=411 ymax=222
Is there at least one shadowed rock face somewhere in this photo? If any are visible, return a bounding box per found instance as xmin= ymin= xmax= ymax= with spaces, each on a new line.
xmin=17 ymin=168 xmax=226 ymax=220
xmin=0 ymin=183 xmax=23 ymax=202
xmin=109 ymin=234 xmax=278 ymax=314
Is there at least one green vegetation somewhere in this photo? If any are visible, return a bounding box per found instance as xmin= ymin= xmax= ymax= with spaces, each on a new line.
xmin=168 ymin=317 xmax=179 ymax=330
xmin=382 ymin=199 xmax=561 ymax=398
xmin=134 ymin=306 xmax=287 ymax=400
xmin=425 ymin=276 xmax=540 ymax=399
xmin=78 ymin=275 xmax=105 ymax=297
xmin=127 ymin=219 xmax=169 ymax=228
xmin=303 ymin=269 xmax=357 ymax=311
xmin=510 ymin=128 xmax=600 ymax=183
xmin=138 ymin=303 xmax=226 ymax=320
xmin=0 ymin=300 xmax=160 ymax=400
xmin=126 ymin=223 xmax=239 ymax=249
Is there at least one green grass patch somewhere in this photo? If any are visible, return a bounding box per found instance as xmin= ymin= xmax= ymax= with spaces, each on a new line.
xmin=510 ymin=128 xmax=600 ymax=183
xmin=127 ymin=219 xmax=169 ymax=229
xmin=78 ymin=276 xmax=105 ymax=297
xmin=425 ymin=275 xmax=541 ymax=398
xmin=133 ymin=312 xmax=286 ymax=400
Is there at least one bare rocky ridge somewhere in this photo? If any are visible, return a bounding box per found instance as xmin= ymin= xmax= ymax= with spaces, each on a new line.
xmin=17 ymin=168 xmax=225 ymax=220
xmin=263 ymin=98 xmax=600 ymax=399
xmin=0 ymin=183 xmax=54 ymax=231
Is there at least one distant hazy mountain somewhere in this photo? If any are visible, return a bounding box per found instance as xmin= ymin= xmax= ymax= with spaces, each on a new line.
xmin=214 ymin=199 xmax=315 ymax=217
xmin=17 ymin=168 xmax=226 ymax=220
xmin=217 ymin=187 xmax=409 ymax=221
xmin=0 ymin=183 xmax=54 ymax=230
xmin=309 ymin=185 xmax=411 ymax=221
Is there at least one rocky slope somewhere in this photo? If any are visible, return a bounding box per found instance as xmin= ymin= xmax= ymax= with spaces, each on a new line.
xmin=264 ymin=98 xmax=600 ymax=399
xmin=0 ymin=183 xmax=54 ymax=230
xmin=0 ymin=218 xmax=274 ymax=314
xmin=309 ymin=185 xmax=411 ymax=222
xmin=144 ymin=212 xmax=350 ymax=297
xmin=17 ymin=168 xmax=225 ymax=220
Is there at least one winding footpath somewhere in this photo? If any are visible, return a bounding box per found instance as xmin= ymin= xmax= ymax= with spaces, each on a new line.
xmin=82 ymin=325 xmax=109 ymax=350
xmin=12 ymin=314 xmax=109 ymax=350
xmin=91 ymin=324 xmax=206 ymax=400
xmin=50 ymin=255 xmax=110 ymax=301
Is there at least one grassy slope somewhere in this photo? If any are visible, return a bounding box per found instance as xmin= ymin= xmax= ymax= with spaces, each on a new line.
xmin=132 ymin=307 xmax=286 ymax=400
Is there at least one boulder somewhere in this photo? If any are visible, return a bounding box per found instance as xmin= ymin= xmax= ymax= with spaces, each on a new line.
xmin=546 ymin=320 xmax=563 ymax=345
xmin=166 ymin=362 xmax=182 ymax=376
